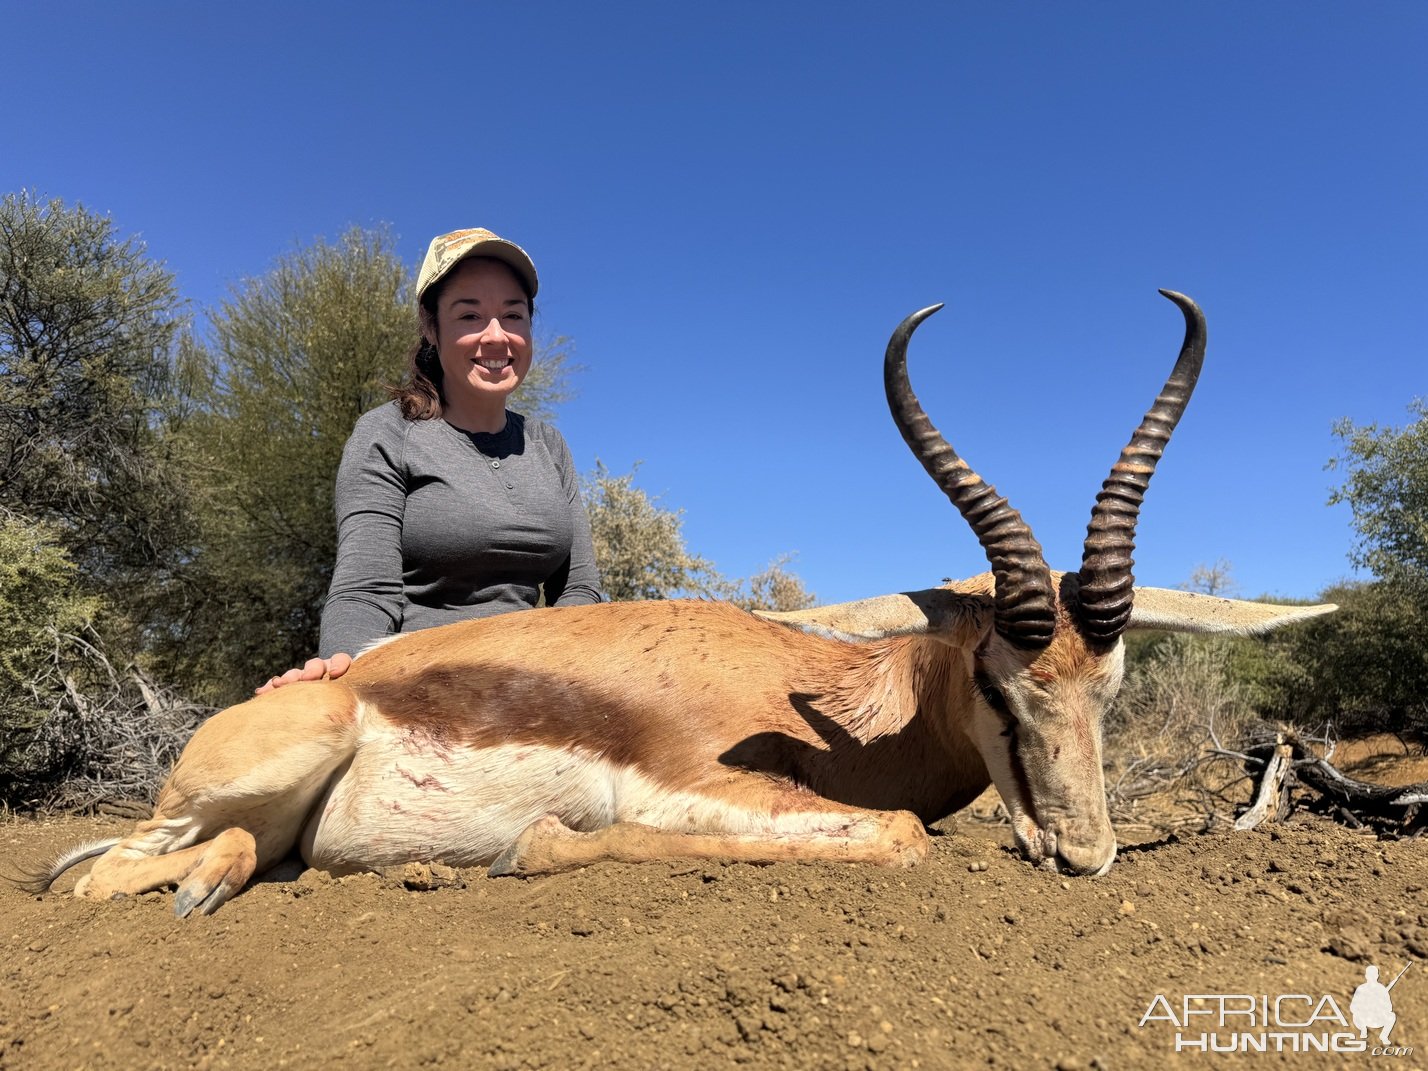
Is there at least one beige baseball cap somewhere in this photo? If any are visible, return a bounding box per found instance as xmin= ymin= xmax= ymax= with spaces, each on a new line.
xmin=415 ymin=227 xmax=539 ymax=307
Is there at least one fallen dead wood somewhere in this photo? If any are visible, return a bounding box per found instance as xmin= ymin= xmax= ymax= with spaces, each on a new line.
xmin=1226 ymin=730 xmax=1428 ymax=836
xmin=1233 ymin=740 xmax=1293 ymax=831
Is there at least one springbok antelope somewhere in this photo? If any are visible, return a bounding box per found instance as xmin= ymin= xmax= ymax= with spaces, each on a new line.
xmin=24 ymin=290 xmax=1333 ymax=916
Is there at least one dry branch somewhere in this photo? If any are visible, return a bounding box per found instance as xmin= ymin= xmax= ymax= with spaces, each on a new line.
xmin=1232 ymin=729 xmax=1428 ymax=836
xmin=1233 ymin=739 xmax=1293 ymax=830
xmin=7 ymin=626 xmax=210 ymax=811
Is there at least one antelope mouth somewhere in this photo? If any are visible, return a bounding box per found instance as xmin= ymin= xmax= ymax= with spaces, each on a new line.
xmin=1000 ymin=747 xmax=1116 ymax=877
xmin=1010 ymin=812 xmax=1116 ymax=877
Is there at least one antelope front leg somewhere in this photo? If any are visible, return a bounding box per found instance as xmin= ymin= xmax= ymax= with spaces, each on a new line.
xmin=489 ymin=807 xmax=929 ymax=877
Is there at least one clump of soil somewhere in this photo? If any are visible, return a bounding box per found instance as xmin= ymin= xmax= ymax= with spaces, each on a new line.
xmin=3 ymin=803 xmax=1424 ymax=1070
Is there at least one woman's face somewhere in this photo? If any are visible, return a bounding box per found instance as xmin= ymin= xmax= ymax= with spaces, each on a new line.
xmin=427 ymin=257 xmax=533 ymax=407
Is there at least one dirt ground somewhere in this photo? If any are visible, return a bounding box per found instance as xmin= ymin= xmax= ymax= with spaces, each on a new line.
xmin=2 ymin=743 xmax=1426 ymax=1071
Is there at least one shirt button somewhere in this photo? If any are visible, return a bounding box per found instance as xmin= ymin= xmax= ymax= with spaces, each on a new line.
xmin=491 ymin=460 xmax=501 ymax=469
xmin=505 ymin=482 xmax=514 ymax=489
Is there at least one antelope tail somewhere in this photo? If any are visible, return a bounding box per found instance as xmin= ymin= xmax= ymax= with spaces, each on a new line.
xmin=6 ymin=838 xmax=122 ymax=894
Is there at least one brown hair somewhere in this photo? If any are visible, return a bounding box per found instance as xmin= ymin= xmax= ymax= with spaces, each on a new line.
xmin=389 ymin=258 xmax=536 ymax=420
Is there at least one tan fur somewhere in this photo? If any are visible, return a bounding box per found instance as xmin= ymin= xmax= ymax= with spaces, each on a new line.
xmin=39 ymin=573 xmax=1332 ymax=914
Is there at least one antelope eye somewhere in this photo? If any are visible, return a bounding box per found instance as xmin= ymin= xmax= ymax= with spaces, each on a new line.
xmin=973 ymin=670 xmax=1011 ymax=716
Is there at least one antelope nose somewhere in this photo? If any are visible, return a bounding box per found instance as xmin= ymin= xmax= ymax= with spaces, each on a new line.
xmin=1056 ymin=836 xmax=1117 ymax=877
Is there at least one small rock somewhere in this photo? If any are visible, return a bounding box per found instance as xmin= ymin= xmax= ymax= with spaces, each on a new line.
xmin=396 ymin=862 xmax=431 ymax=888
xmin=398 ymin=862 xmax=463 ymax=891
xmin=1326 ymin=927 xmax=1375 ymax=963
xmin=1119 ymin=900 xmax=1136 ymax=916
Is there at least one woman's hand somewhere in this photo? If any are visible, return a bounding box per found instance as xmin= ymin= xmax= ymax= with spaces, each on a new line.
xmin=255 ymin=653 xmax=353 ymax=694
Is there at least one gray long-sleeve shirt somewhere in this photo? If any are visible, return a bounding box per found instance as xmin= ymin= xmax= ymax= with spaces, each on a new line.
xmin=319 ymin=402 xmax=604 ymax=658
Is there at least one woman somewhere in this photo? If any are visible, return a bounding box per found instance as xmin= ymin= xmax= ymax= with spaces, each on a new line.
xmin=259 ymin=228 xmax=604 ymax=692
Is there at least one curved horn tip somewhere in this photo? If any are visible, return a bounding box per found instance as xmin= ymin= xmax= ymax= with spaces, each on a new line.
xmin=889 ymin=304 xmax=947 ymax=347
xmin=1156 ymin=289 xmax=1202 ymax=316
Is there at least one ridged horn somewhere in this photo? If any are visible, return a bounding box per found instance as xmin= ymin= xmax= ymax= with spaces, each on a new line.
xmin=885 ymin=304 xmax=1056 ymax=649
xmin=1078 ymin=290 xmax=1207 ymax=644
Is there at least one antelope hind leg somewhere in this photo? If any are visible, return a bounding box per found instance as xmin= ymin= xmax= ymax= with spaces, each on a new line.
xmin=74 ymin=681 xmax=359 ymax=915
xmin=489 ymin=806 xmax=930 ymax=877
xmin=76 ymin=826 xmax=258 ymax=918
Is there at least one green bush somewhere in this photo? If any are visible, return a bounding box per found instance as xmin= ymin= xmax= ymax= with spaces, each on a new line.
xmin=0 ymin=514 xmax=99 ymax=796
xmin=1249 ymin=581 xmax=1428 ymax=738
xmin=0 ymin=513 xmax=208 ymax=809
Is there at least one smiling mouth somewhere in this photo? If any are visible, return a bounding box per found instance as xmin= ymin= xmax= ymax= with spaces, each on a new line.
xmin=475 ymin=358 xmax=513 ymax=372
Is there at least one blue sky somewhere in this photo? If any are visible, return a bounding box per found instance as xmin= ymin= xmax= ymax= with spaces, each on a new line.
xmin=4 ymin=3 xmax=1423 ymax=605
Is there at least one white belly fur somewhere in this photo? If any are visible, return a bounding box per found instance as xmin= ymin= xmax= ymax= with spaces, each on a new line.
xmin=301 ymin=732 xmax=612 ymax=870
xmin=299 ymin=703 xmax=845 ymax=871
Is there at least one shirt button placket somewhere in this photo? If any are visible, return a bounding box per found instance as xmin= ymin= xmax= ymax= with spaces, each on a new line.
xmin=491 ymin=458 xmax=519 ymax=502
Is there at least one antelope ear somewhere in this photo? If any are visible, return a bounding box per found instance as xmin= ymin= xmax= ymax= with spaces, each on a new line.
xmin=755 ymin=588 xmax=991 ymax=646
xmin=1128 ymin=587 xmax=1338 ymax=635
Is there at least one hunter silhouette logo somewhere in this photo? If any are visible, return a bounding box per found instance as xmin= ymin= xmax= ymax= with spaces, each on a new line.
xmin=1138 ymin=960 xmax=1415 ymax=1056
xmin=1352 ymin=962 xmax=1411 ymax=1045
